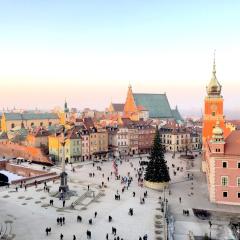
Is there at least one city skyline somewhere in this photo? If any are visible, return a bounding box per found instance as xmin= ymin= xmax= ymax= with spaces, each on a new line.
xmin=0 ymin=1 xmax=240 ymax=117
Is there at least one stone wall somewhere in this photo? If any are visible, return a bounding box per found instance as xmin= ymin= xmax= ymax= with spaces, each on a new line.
xmin=0 ymin=141 xmax=52 ymax=165
xmin=0 ymin=160 xmax=6 ymax=170
xmin=5 ymin=163 xmax=45 ymax=177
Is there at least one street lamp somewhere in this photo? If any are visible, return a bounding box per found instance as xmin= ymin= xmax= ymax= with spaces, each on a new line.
xmin=209 ymin=220 xmax=212 ymax=240
xmin=163 ymin=186 xmax=166 ymax=202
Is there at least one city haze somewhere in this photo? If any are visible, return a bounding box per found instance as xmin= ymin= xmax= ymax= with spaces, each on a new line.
xmin=0 ymin=1 xmax=240 ymax=118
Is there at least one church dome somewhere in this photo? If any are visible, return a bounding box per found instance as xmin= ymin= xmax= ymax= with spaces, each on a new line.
xmin=212 ymin=121 xmax=224 ymax=140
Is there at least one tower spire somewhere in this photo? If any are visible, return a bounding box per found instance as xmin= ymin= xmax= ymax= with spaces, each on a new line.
xmin=213 ymin=49 xmax=216 ymax=74
xmin=206 ymin=50 xmax=222 ymax=97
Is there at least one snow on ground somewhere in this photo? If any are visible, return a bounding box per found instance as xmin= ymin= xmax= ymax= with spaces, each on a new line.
xmin=0 ymin=153 xmax=238 ymax=240
xmin=0 ymin=170 xmax=23 ymax=182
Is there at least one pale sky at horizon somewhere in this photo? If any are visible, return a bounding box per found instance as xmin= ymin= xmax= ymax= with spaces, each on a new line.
xmin=0 ymin=1 xmax=240 ymax=116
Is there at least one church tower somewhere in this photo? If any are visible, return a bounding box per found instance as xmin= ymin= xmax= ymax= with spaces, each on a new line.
xmin=123 ymin=84 xmax=138 ymax=120
xmin=64 ymin=99 xmax=69 ymax=119
xmin=202 ymin=52 xmax=231 ymax=145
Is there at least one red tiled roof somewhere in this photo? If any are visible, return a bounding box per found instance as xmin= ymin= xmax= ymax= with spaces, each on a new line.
xmin=137 ymin=105 xmax=146 ymax=111
xmin=32 ymin=127 xmax=50 ymax=137
xmin=224 ymin=130 xmax=240 ymax=155
xmin=83 ymin=117 xmax=95 ymax=130
xmin=112 ymin=103 xmax=124 ymax=112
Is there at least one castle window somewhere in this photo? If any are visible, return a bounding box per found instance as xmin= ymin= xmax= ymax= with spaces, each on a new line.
xmin=212 ymin=112 xmax=216 ymax=116
xmin=221 ymin=176 xmax=228 ymax=186
xmin=238 ymin=192 xmax=240 ymax=198
xmin=223 ymin=191 xmax=228 ymax=198
xmin=11 ymin=123 xmax=15 ymax=129
xmin=31 ymin=122 xmax=34 ymax=127
xmin=49 ymin=122 xmax=52 ymax=126
xmin=40 ymin=122 xmax=43 ymax=126
xmin=222 ymin=162 xmax=227 ymax=168
xmin=238 ymin=162 xmax=240 ymax=168
xmin=237 ymin=177 xmax=240 ymax=187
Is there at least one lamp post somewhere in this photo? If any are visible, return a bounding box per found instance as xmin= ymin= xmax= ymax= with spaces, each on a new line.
xmin=59 ymin=130 xmax=69 ymax=198
xmin=163 ymin=185 xmax=166 ymax=202
xmin=209 ymin=220 xmax=212 ymax=240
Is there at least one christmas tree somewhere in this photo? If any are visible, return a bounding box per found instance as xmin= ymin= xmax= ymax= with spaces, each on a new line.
xmin=144 ymin=127 xmax=170 ymax=182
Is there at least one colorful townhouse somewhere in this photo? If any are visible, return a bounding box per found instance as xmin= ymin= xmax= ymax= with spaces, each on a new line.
xmin=48 ymin=126 xmax=82 ymax=163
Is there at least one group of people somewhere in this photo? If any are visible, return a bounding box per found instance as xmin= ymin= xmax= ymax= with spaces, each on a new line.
xmin=50 ymin=157 xmax=151 ymax=239
xmin=183 ymin=209 xmax=190 ymax=216
xmin=57 ymin=217 xmax=65 ymax=226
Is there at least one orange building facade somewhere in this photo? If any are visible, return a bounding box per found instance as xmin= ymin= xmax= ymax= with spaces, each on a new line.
xmin=202 ymin=56 xmax=232 ymax=147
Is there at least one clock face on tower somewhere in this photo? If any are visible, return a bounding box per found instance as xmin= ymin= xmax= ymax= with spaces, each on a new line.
xmin=211 ymin=104 xmax=217 ymax=112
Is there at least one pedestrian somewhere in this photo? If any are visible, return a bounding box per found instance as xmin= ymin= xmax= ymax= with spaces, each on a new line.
xmin=143 ymin=234 xmax=148 ymax=240
xmin=73 ymin=235 xmax=76 ymax=240
xmin=63 ymin=217 xmax=65 ymax=224
xmin=57 ymin=217 xmax=60 ymax=225
xmin=60 ymin=233 xmax=63 ymax=239
xmin=46 ymin=227 xmax=49 ymax=236
xmin=106 ymin=233 xmax=109 ymax=240
xmin=86 ymin=230 xmax=91 ymax=239
xmin=88 ymin=185 xmax=90 ymax=191
xmin=133 ymin=191 xmax=135 ymax=197
xmin=63 ymin=200 xmax=65 ymax=208
xmin=77 ymin=215 xmax=82 ymax=222
xmin=179 ymin=197 xmax=181 ymax=203
xmin=94 ymin=211 xmax=97 ymax=218
xmin=59 ymin=217 xmax=62 ymax=226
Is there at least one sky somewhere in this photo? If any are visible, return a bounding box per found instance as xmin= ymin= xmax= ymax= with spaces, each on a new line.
xmin=0 ymin=1 xmax=240 ymax=117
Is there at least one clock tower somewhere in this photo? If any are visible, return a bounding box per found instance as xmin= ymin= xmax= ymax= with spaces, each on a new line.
xmin=202 ymin=52 xmax=231 ymax=145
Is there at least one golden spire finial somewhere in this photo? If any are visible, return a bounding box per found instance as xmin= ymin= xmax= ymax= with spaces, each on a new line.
xmin=213 ymin=49 xmax=216 ymax=74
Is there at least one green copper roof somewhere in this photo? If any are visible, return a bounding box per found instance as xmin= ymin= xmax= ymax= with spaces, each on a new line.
xmin=133 ymin=93 xmax=173 ymax=118
xmin=171 ymin=107 xmax=183 ymax=121
xmin=4 ymin=112 xmax=59 ymax=121
xmin=4 ymin=113 xmax=22 ymax=120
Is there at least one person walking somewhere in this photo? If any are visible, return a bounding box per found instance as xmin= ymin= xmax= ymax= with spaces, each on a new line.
xmin=179 ymin=197 xmax=181 ymax=203
xmin=94 ymin=211 xmax=97 ymax=218
xmin=63 ymin=200 xmax=65 ymax=208
xmin=73 ymin=235 xmax=76 ymax=240
xmin=60 ymin=233 xmax=63 ymax=239
xmin=63 ymin=217 xmax=65 ymax=224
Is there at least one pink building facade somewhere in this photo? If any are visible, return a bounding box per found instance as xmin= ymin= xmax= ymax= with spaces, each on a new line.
xmin=205 ymin=125 xmax=240 ymax=205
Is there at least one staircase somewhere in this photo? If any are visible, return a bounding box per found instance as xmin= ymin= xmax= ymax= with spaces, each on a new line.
xmin=0 ymin=221 xmax=13 ymax=240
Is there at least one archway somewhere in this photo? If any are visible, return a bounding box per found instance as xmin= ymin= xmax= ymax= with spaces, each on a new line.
xmin=0 ymin=173 xmax=9 ymax=186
